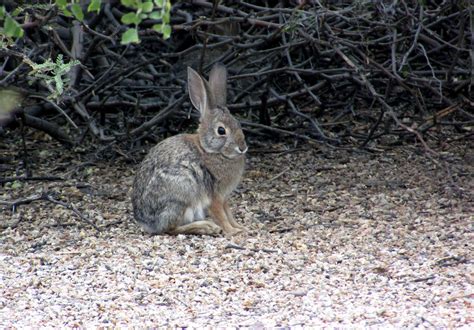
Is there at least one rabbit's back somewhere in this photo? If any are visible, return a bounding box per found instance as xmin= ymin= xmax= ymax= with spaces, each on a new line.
xmin=132 ymin=134 xmax=214 ymax=233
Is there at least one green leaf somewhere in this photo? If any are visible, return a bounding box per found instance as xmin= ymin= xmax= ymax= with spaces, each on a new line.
xmin=152 ymin=23 xmax=170 ymax=39
xmin=121 ymin=28 xmax=139 ymax=44
xmin=149 ymin=11 xmax=162 ymax=19
xmin=121 ymin=12 xmax=140 ymax=25
xmin=154 ymin=0 xmax=163 ymax=7
xmin=11 ymin=181 xmax=22 ymax=189
xmin=4 ymin=16 xmax=24 ymax=38
xmin=71 ymin=3 xmax=84 ymax=21
xmin=54 ymin=74 xmax=64 ymax=94
xmin=0 ymin=6 xmax=6 ymax=20
xmin=55 ymin=54 xmax=64 ymax=66
xmin=55 ymin=0 xmax=72 ymax=16
xmin=141 ymin=1 xmax=154 ymax=12
xmin=12 ymin=8 xmax=22 ymax=16
xmin=55 ymin=0 xmax=68 ymax=8
xmin=162 ymin=11 xmax=170 ymax=24
xmin=161 ymin=23 xmax=171 ymax=39
xmin=87 ymin=0 xmax=101 ymax=13
xmin=121 ymin=0 xmax=136 ymax=7
xmin=62 ymin=8 xmax=73 ymax=17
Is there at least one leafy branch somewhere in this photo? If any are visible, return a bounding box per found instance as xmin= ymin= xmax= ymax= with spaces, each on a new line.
xmin=0 ymin=6 xmax=24 ymax=41
xmin=1 ymin=1 xmax=172 ymax=47
xmin=120 ymin=0 xmax=172 ymax=44
xmin=55 ymin=0 xmax=101 ymax=21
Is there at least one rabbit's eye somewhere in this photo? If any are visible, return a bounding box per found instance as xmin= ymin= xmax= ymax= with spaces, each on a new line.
xmin=217 ymin=126 xmax=226 ymax=135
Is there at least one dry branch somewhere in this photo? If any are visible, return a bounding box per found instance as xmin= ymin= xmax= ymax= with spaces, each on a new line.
xmin=0 ymin=1 xmax=471 ymax=150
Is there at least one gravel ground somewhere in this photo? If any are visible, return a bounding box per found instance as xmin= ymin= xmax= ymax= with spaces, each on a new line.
xmin=0 ymin=139 xmax=473 ymax=327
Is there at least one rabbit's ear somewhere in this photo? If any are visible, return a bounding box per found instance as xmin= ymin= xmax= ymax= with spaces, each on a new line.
xmin=188 ymin=67 xmax=211 ymax=115
xmin=209 ymin=63 xmax=227 ymax=107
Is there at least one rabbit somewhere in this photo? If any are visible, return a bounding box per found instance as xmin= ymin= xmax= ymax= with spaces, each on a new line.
xmin=132 ymin=64 xmax=248 ymax=235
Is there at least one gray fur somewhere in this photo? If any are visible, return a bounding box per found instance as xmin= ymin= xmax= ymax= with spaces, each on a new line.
xmin=132 ymin=64 xmax=247 ymax=235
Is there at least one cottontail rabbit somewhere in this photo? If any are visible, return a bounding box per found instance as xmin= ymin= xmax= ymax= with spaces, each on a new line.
xmin=132 ymin=64 xmax=248 ymax=235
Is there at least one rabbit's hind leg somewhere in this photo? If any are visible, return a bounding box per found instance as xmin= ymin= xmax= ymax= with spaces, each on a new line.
xmin=168 ymin=221 xmax=223 ymax=236
xmin=209 ymin=198 xmax=242 ymax=235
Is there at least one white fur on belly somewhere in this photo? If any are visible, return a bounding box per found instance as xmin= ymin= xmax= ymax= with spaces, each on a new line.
xmin=183 ymin=196 xmax=210 ymax=224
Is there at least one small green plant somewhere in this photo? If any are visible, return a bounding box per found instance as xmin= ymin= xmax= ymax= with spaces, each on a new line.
xmin=120 ymin=0 xmax=172 ymax=44
xmin=27 ymin=54 xmax=80 ymax=100
xmin=54 ymin=0 xmax=171 ymax=44
xmin=0 ymin=6 xmax=24 ymax=39
xmin=55 ymin=0 xmax=101 ymax=21
xmin=2 ymin=1 xmax=171 ymax=46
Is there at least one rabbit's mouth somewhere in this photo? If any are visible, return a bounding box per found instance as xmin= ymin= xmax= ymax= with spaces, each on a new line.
xmin=236 ymin=145 xmax=248 ymax=154
xmin=222 ymin=146 xmax=247 ymax=159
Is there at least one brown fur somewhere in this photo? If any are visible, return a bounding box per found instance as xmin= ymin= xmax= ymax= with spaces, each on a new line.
xmin=131 ymin=64 xmax=247 ymax=236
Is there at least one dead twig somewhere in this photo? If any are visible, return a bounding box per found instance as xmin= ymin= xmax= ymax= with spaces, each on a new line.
xmin=225 ymin=243 xmax=278 ymax=254
xmin=0 ymin=192 xmax=101 ymax=232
